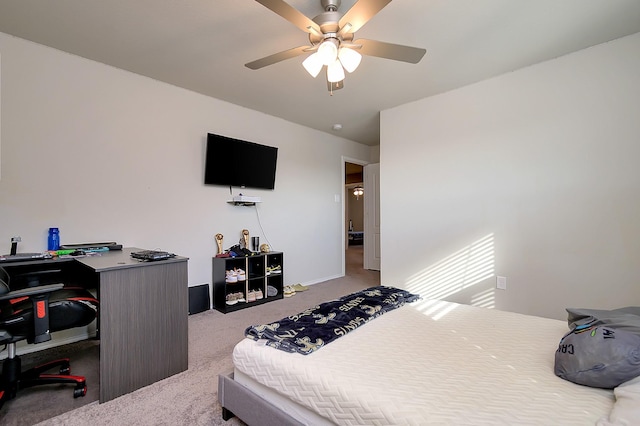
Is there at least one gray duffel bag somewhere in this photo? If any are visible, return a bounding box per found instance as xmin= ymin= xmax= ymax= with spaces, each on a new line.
xmin=554 ymin=307 xmax=640 ymax=389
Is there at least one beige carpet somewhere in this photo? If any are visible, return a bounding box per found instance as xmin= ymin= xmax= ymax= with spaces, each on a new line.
xmin=1 ymin=247 xmax=378 ymax=425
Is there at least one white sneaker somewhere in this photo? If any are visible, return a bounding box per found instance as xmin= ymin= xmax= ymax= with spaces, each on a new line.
xmin=235 ymin=268 xmax=246 ymax=281
xmin=225 ymin=293 xmax=238 ymax=305
xmin=225 ymin=270 xmax=238 ymax=283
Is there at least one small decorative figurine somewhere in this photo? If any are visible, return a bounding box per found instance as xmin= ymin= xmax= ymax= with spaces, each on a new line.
xmin=215 ymin=233 xmax=224 ymax=255
xmin=260 ymin=243 xmax=270 ymax=253
xmin=241 ymin=229 xmax=250 ymax=249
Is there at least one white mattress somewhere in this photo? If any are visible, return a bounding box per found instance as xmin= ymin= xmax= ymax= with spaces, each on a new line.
xmin=233 ymin=299 xmax=614 ymax=425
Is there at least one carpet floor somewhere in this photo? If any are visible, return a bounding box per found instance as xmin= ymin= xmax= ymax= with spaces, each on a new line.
xmin=0 ymin=247 xmax=378 ymax=425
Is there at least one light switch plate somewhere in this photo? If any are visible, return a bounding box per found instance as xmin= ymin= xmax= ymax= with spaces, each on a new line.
xmin=496 ymin=276 xmax=507 ymax=290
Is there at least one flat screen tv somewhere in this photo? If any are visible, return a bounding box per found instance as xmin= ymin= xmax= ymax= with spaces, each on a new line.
xmin=204 ymin=133 xmax=278 ymax=190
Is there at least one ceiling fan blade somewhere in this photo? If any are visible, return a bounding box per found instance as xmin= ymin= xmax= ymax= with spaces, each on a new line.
xmin=245 ymin=46 xmax=311 ymax=70
xmin=339 ymin=0 xmax=392 ymax=34
xmin=355 ymin=39 xmax=426 ymax=64
xmin=254 ymin=0 xmax=321 ymax=34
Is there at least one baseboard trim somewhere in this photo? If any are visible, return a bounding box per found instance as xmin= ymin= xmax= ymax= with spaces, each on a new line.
xmin=302 ymin=273 xmax=343 ymax=286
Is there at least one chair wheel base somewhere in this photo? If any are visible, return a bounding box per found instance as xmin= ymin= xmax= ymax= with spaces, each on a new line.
xmin=74 ymin=385 xmax=87 ymax=398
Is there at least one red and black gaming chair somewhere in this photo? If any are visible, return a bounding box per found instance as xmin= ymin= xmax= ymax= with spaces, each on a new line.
xmin=0 ymin=266 xmax=99 ymax=409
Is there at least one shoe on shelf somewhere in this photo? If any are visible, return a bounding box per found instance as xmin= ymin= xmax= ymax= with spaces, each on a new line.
xmin=235 ymin=268 xmax=246 ymax=281
xmin=247 ymin=290 xmax=256 ymax=302
xmin=235 ymin=292 xmax=246 ymax=303
xmin=269 ymin=265 xmax=282 ymax=274
xmin=267 ymin=285 xmax=277 ymax=297
xmin=255 ymin=289 xmax=264 ymax=300
xmin=292 ymin=283 xmax=309 ymax=292
xmin=226 ymin=293 xmax=238 ymax=305
xmin=225 ymin=270 xmax=238 ymax=283
xmin=283 ymin=286 xmax=296 ymax=297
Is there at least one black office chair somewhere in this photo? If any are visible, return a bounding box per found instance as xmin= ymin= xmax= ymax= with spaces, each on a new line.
xmin=0 ymin=266 xmax=99 ymax=408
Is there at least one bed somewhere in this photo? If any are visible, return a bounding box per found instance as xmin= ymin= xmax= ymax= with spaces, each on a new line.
xmin=218 ymin=286 xmax=624 ymax=425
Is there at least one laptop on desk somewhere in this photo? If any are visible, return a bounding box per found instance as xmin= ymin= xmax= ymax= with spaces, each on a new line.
xmin=130 ymin=250 xmax=176 ymax=261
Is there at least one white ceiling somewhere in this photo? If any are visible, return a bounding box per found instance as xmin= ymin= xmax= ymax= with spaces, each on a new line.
xmin=1 ymin=0 xmax=639 ymax=146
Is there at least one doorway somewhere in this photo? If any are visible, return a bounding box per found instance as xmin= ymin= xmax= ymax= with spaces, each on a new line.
xmin=345 ymin=162 xmax=364 ymax=274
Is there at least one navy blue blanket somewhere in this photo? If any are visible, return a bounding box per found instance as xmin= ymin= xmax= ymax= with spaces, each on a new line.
xmin=244 ymin=286 xmax=420 ymax=355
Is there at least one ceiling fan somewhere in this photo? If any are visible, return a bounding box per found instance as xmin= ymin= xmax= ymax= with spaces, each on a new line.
xmin=246 ymin=0 xmax=426 ymax=92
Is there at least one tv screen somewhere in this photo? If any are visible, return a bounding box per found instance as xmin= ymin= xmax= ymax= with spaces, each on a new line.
xmin=204 ymin=133 xmax=278 ymax=190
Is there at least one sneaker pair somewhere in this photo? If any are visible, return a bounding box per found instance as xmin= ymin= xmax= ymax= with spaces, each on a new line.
xmin=247 ymin=289 xmax=264 ymax=302
xmin=266 ymin=265 xmax=282 ymax=275
xmin=283 ymin=286 xmax=296 ymax=297
xmin=292 ymin=283 xmax=309 ymax=292
xmin=226 ymin=292 xmax=245 ymax=305
xmin=225 ymin=268 xmax=246 ymax=283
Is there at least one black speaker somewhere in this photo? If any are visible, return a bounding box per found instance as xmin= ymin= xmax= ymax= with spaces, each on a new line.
xmin=188 ymin=284 xmax=210 ymax=315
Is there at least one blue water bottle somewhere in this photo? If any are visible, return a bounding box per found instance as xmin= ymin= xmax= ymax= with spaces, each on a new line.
xmin=48 ymin=227 xmax=60 ymax=251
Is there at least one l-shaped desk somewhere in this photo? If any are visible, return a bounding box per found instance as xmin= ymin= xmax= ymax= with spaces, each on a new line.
xmin=2 ymin=247 xmax=189 ymax=403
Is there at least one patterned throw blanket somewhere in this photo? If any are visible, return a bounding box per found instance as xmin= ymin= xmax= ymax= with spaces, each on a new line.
xmin=244 ymin=286 xmax=420 ymax=355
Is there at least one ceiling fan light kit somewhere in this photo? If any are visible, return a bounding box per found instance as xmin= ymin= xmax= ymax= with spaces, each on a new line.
xmin=327 ymin=59 xmax=346 ymax=83
xmin=302 ymin=53 xmax=324 ymax=77
xmin=248 ymin=0 xmax=426 ymax=93
xmin=302 ymin=40 xmax=361 ymax=81
xmin=338 ymin=47 xmax=362 ymax=73
xmin=317 ymin=38 xmax=340 ymax=65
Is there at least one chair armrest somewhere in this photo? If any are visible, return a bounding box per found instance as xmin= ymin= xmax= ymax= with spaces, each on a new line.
xmin=0 ymin=283 xmax=64 ymax=301
xmin=0 ymin=283 xmax=65 ymax=344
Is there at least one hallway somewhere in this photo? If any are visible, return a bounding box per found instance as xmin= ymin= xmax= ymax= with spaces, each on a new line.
xmin=345 ymin=246 xmax=380 ymax=284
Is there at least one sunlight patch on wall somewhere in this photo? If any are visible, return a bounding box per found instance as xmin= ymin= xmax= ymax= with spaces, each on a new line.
xmin=470 ymin=288 xmax=496 ymax=309
xmin=406 ymin=234 xmax=495 ymax=306
xmin=412 ymin=298 xmax=459 ymax=320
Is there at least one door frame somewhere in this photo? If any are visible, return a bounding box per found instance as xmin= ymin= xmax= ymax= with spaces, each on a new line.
xmin=363 ymin=162 xmax=380 ymax=271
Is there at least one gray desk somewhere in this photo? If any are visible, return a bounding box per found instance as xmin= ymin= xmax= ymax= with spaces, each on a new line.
xmin=1 ymin=248 xmax=188 ymax=402
xmin=74 ymin=248 xmax=189 ymax=402
xmin=10 ymin=248 xmax=189 ymax=402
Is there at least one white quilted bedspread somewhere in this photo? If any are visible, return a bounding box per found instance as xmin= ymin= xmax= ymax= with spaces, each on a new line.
xmin=233 ymin=300 xmax=614 ymax=425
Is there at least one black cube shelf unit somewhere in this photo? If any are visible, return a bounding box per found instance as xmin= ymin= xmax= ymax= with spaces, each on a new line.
xmin=212 ymin=251 xmax=283 ymax=313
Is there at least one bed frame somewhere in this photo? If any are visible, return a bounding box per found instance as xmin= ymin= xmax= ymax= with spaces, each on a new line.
xmin=218 ymin=371 xmax=302 ymax=426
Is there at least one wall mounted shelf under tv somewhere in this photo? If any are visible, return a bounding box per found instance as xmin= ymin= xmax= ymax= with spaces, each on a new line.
xmin=227 ymin=200 xmax=262 ymax=206
xmin=204 ymin=133 xmax=278 ymax=190
xmin=227 ymin=195 xmax=261 ymax=206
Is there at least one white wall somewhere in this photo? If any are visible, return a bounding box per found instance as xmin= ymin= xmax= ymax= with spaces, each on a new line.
xmin=0 ymin=33 xmax=372 ymax=294
xmin=380 ymin=32 xmax=640 ymax=320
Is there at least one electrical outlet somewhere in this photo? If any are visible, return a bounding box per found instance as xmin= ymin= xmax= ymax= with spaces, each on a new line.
xmin=496 ymin=276 xmax=507 ymax=290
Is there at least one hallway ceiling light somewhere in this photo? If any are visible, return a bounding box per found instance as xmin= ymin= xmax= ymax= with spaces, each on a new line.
xmin=353 ymin=186 xmax=364 ymax=199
